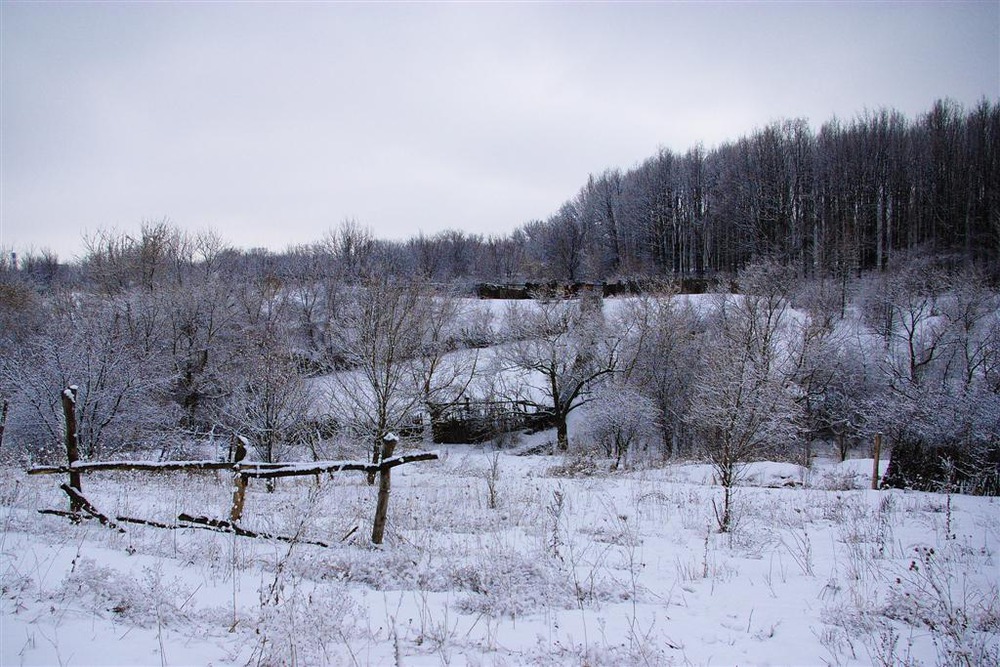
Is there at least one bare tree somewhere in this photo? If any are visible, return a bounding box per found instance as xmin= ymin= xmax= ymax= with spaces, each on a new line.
xmin=500 ymin=293 xmax=632 ymax=451
xmin=410 ymin=293 xmax=478 ymax=441
xmin=483 ymin=233 xmax=526 ymax=282
xmin=324 ymin=218 xmax=375 ymax=282
xmin=219 ymin=330 xmax=312 ymax=488
xmin=326 ymin=275 xmax=427 ymax=478
xmin=0 ymin=264 xmax=44 ymax=357
xmin=939 ymin=269 xmax=1000 ymax=392
xmin=408 ymin=232 xmax=446 ymax=281
xmin=788 ymin=278 xmax=854 ymax=464
xmin=687 ymin=262 xmax=803 ymax=532
xmin=282 ymin=243 xmax=340 ymax=364
xmin=1 ymin=296 xmax=174 ymax=462
xmin=162 ymin=273 xmax=239 ymax=430
xmin=862 ymin=258 xmax=952 ymax=388
xmin=82 ymin=221 xmax=191 ymax=294
xmin=872 ymin=264 xmax=1000 ymax=492
xmin=586 ymin=385 xmax=659 ymax=469
xmin=623 ymin=288 xmax=704 ymax=459
xmin=546 ymin=203 xmax=588 ymax=282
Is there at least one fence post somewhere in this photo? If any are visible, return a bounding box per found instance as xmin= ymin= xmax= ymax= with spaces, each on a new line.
xmin=229 ymin=436 xmax=249 ymax=523
xmin=371 ymin=432 xmax=399 ymax=545
xmin=61 ymin=386 xmax=82 ymax=513
xmin=872 ymin=432 xmax=883 ymax=490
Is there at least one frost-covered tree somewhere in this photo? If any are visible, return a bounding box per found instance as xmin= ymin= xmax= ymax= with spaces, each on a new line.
xmin=326 ymin=275 xmax=429 ymax=473
xmin=0 ymin=255 xmax=43 ymax=454
xmin=586 ymin=385 xmax=659 ymax=468
xmin=410 ymin=293 xmax=478 ymax=441
xmin=861 ymin=259 xmax=953 ymax=387
xmin=281 ymin=243 xmax=340 ymax=364
xmin=82 ymin=221 xmax=198 ymax=295
xmin=0 ymin=259 xmax=44 ymax=359
xmin=213 ymin=257 xmax=315 ymax=475
xmin=811 ymin=334 xmax=884 ymax=462
xmin=482 ymin=232 xmax=526 ymax=282
xmin=219 ymin=332 xmax=312 ymax=480
xmin=323 ymin=218 xmax=376 ymax=283
xmin=622 ymin=289 xmax=704 ymax=459
xmin=687 ymin=262 xmax=803 ymax=531
xmin=160 ymin=274 xmax=240 ymax=431
xmin=873 ymin=266 xmax=1000 ymax=493
xmin=1 ymin=296 xmax=174 ymax=463
xmin=787 ymin=278 xmax=885 ymax=464
xmin=545 ymin=203 xmax=589 ymax=282
xmin=500 ymin=293 xmax=632 ymax=451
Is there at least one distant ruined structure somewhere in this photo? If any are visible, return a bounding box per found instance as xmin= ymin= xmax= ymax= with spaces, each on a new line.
xmin=474 ymin=278 xmax=717 ymax=300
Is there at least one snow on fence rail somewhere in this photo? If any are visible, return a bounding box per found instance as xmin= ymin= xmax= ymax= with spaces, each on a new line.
xmin=27 ymin=451 xmax=440 ymax=479
xmin=27 ymin=386 xmax=438 ymax=545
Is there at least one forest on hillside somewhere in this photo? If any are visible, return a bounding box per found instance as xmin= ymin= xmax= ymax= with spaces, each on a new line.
xmin=1 ymin=98 xmax=998 ymax=496
xmin=534 ymin=98 xmax=1000 ymax=282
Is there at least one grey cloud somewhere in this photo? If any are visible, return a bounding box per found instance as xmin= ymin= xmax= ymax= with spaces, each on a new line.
xmin=2 ymin=1 xmax=997 ymax=259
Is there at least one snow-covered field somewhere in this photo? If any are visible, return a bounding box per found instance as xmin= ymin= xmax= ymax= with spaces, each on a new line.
xmin=3 ymin=443 xmax=997 ymax=666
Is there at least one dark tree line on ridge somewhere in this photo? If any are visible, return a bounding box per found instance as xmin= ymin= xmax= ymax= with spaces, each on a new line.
xmin=531 ymin=98 xmax=999 ymax=283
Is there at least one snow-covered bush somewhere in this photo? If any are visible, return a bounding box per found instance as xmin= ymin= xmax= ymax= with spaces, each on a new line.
xmin=585 ymin=387 xmax=659 ymax=468
xmin=452 ymin=548 xmax=568 ymax=618
xmin=58 ymin=558 xmax=195 ymax=628
xmin=249 ymin=578 xmax=364 ymax=666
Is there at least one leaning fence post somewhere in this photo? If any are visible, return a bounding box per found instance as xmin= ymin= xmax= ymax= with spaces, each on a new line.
xmin=61 ymin=386 xmax=82 ymax=514
xmin=229 ymin=436 xmax=249 ymax=523
xmin=371 ymin=432 xmax=399 ymax=545
xmin=872 ymin=432 xmax=883 ymax=490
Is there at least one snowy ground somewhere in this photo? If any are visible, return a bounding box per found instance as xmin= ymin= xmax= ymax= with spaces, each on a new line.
xmin=2 ymin=440 xmax=998 ymax=666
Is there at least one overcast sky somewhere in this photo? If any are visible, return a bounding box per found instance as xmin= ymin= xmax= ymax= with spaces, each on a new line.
xmin=2 ymin=1 xmax=998 ymax=261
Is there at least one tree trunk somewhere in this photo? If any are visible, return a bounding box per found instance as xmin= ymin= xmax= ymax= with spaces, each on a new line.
xmin=264 ymin=436 xmax=277 ymax=493
xmin=659 ymin=415 xmax=674 ymax=459
xmin=721 ymin=484 xmax=732 ymax=533
xmin=714 ymin=456 xmax=736 ymax=533
xmin=837 ymin=432 xmax=849 ymax=462
xmin=872 ymin=432 xmax=883 ymax=490
xmin=371 ymin=433 xmax=398 ymax=545
xmin=556 ymin=418 xmax=569 ymax=451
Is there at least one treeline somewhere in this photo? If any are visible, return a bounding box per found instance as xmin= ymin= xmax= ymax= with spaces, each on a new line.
xmin=530 ymin=98 xmax=1000 ymax=281
xmin=9 ymin=99 xmax=998 ymax=289
xmin=3 ymin=236 xmax=998 ymax=501
xmin=0 ymin=223 xmax=492 ymax=467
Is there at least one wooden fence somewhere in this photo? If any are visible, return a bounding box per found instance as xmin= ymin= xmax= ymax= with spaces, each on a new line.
xmin=28 ymin=387 xmax=437 ymax=545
